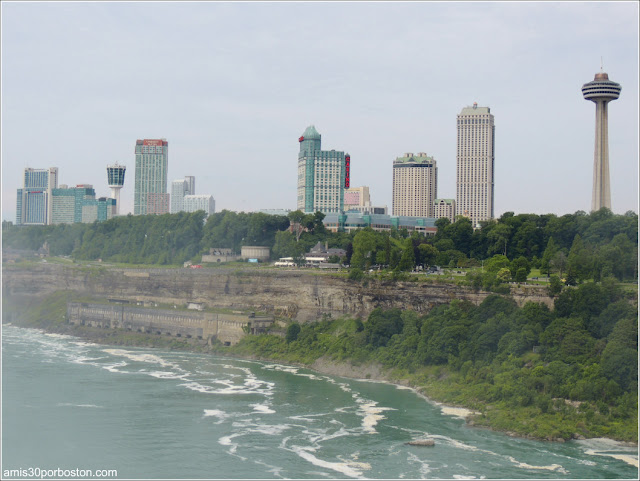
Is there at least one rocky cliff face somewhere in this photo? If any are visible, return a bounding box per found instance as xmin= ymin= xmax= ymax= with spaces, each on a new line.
xmin=2 ymin=264 xmax=554 ymax=322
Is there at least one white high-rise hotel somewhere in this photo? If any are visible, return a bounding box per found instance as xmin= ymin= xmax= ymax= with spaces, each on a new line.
xmin=456 ymin=103 xmax=495 ymax=227
xmin=392 ymin=153 xmax=437 ymax=217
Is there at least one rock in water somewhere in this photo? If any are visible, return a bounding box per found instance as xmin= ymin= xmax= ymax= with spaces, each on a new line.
xmin=406 ymin=439 xmax=435 ymax=446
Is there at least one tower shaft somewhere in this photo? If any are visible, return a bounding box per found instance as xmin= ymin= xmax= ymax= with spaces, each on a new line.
xmin=592 ymin=100 xmax=611 ymax=211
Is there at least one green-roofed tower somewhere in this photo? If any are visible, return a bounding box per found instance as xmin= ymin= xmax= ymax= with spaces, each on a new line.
xmin=296 ymin=126 xmax=349 ymax=214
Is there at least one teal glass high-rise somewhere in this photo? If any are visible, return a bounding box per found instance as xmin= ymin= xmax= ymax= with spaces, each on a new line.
xmin=134 ymin=139 xmax=168 ymax=215
xmin=296 ymin=126 xmax=348 ymax=214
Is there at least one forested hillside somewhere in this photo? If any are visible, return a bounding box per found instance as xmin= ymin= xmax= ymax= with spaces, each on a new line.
xmin=230 ymin=282 xmax=638 ymax=442
xmin=2 ymin=208 xmax=637 ymax=285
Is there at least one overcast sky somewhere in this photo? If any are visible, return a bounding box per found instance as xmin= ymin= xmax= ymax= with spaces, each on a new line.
xmin=2 ymin=1 xmax=638 ymax=222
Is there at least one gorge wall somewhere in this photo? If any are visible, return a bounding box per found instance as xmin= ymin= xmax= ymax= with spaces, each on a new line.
xmin=2 ymin=263 xmax=554 ymax=322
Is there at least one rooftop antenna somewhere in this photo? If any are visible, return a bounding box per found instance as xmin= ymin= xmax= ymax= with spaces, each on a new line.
xmin=600 ymin=56 xmax=604 ymax=72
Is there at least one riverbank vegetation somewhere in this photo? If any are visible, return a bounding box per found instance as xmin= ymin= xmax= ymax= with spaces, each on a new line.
xmin=223 ymin=280 xmax=637 ymax=443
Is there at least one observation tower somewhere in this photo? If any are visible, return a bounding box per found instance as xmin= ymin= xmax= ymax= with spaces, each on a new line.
xmin=106 ymin=163 xmax=126 ymax=215
xmin=582 ymin=69 xmax=621 ymax=212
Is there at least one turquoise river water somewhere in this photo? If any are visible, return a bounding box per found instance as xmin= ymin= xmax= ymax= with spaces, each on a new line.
xmin=2 ymin=325 xmax=638 ymax=479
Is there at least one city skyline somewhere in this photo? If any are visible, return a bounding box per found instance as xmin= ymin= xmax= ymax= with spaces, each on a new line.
xmin=2 ymin=2 xmax=638 ymax=222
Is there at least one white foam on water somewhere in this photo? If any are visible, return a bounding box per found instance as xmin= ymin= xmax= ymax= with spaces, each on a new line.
xmin=217 ymin=433 xmax=247 ymax=460
xmin=289 ymin=415 xmax=320 ymax=422
xmin=356 ymin=400 xmax=396 ymax=434
xmin=506 ymin=456 xmax=567 ymax=473
xmin=101 ymin=361 xmax=129 ymax=373
xmin=293 ymin=373 xmax=322 ymax=381
xmin=57 ymin=403 xmax=103 ymax=408
xmin=290 ymin=445 xmax=368 ymax=479
xmin=577 ymin=437 xmax=639 ymax=468
xmin=582 ymin=449 xmax=638 ymax=468
xmin=146 ymin=371 xmax=189 ymax=380
xmin=44 ymin=333 xmax=74 ymax=339
xmin=247 ymin=423 xmax=291 ymax=437
xmin=453 ymin=475 xmax=484 ymax=479
xmin=102 ymin=348 xmax=177 ymax=369
xmin=406 ymin=452 xmax=432 ymax=478
xmin=70 ymin=356 xmax=106 ymax=365
xmin=203 ymin=409 xmax=227 ymax=419
xmin=252 ymin=459 xmax=284 ymax=478
xmin=262 ymin=363 xmax=300 ymax=374
xmin=250 ymin=403 xmax=275 ymax=414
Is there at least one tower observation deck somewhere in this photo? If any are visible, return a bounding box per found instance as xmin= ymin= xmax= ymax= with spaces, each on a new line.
xmin=107 ymin=163 xmax=126 ymax=215
xmin=582 ymin=71 xmax=621 ymax=212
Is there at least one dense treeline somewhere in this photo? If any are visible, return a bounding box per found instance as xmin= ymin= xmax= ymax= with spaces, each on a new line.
xmin=232 ymin=281 xmax=638 ymax=441
xmin=2 ymin=209 xmax=638 ymax=284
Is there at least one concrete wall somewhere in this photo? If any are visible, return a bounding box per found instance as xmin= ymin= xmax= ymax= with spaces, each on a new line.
xmin=67 ymin=302 xmax=248 ymax=345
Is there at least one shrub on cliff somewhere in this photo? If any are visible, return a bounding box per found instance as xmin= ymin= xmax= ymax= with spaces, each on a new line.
xmin=286 ymin=323 xmax=301 ymax=343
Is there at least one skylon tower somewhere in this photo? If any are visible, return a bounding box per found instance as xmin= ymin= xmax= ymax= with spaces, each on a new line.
xmin=582 ymin=69 xmax=621 ymax=212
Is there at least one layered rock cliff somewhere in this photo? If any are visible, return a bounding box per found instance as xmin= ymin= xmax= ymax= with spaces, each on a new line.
xmin=2 ymin=263 xmax=554 ymax=322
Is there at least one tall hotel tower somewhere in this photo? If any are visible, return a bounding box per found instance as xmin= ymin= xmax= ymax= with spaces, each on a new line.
xmin=16 ymin=167 xmax=59 ymax=225
xmin=392 ymin=153 xmax=437 ymax=217
xmin=297 ymin=125 xmax=349 ymax=213
xmin=106 ymin=163 xmax=126 ymax=215
xmin=582 ymin=70 xmax=621 ymax=211
xmin=456 ymin=103 xmax=495 ymax=227
xmin=134 ymin=139 xmax=168 ymax=215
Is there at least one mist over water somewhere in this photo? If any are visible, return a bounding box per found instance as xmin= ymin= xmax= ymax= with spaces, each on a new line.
xmin=2 ymin=325 xmax=637 ymax=479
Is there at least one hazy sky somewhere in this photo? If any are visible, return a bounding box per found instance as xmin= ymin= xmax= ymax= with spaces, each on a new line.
xmin=2 ymin=1 xmax=638 ymax=222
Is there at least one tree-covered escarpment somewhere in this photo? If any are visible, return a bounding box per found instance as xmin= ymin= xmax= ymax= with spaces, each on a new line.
xmin=225 ymin=281 xmax=638 ymax=443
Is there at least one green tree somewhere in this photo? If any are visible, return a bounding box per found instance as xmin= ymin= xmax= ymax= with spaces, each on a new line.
xmin=286 ymin=323 xmax=301 ymax=343
xmin=548 ymin=275 xmax=563 ymax=296
xmin=487 ymin=223 xmax=512 ymax=257
xmin=567 ymin=234 xmax=591 ymax=282
xmin=540 ymin=237 xmax=558 ymax=276
xmin=510 ymin=256 xmax=531 ymax=280
xmin=351 ymin=229 xmax=377 ymax=270
xmin=550 ymin=251 xmax=568 ymax=279
xmin=485 ymin=254 xmax=510 ymax=273
xmin=397 ymin=238 xmax=416 ymax=271
xmin=417 ymin=243 xmax=439 ymax=267
xmin=364 ymin=308 xmax=404 ymax=347
xmin=287 ymin=210 xmax=307 ymax=242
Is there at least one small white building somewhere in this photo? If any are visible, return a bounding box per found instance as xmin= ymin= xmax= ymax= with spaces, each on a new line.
xmin=433 ymin=198 xmax=456 ymax=223
xmin=241 ymin=246 xmax=270 ymax=261
xmin=183 ymin=195 xmax=215 ymax=216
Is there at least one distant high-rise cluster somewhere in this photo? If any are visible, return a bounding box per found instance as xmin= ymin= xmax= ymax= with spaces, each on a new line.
xmin=582 ymin=70 xmax=621 ymax=212
xmin=134 ymin=139 xmax=168 ymax=215
xmin=171 ymin=175 xmax=215 ymax=216
xmin=456 ymin=103 xmax=495 ymax=227
xmin=171 ymin=177 xmax=195 ymax=214
xmin=299 ymin=109 xmax=496 ymax=226
xmin=16 ymin=167 xmax=116 ymax=225
xmin=297 ymin=125 xmax=349 ymax=213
